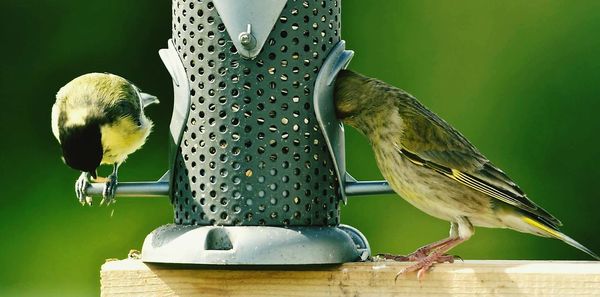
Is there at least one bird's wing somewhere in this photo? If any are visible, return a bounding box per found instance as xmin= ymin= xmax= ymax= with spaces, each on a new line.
xmin=396 ymin=102 xmax=561 ymax=227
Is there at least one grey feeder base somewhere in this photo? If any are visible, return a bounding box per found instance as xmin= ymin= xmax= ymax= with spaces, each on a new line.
xmin=141 ymin=224 xmax=370 ymax=265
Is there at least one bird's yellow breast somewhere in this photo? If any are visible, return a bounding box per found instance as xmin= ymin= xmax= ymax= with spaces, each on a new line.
xmin=100 ymin=116 xmax=152 ymax=165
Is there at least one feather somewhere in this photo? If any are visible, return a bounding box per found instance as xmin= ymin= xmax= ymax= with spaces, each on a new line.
xmin=395 ymin=101 xmax=562 ymax=227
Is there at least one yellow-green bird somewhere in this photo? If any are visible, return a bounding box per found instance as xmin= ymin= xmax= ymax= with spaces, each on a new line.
xmin=334 ymin=69 xmax=599 ymax=278
xmin=51 ymin=73 xmax=158 ymax=205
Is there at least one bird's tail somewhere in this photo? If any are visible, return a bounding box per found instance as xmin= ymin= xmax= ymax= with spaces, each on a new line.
xmin=522 ymin=216 xmax=600 ymax=260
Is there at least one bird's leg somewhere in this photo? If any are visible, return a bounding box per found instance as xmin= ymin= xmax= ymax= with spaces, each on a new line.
xmin=75 ymin=172 xmax=92 ymax=206
xmin=396 ymin=218 xmax=474 ymax=281
xmin=101 ymin=163 xmax=119 ymax=205
xmin=378 ymin=222 xmax=463 ymax=262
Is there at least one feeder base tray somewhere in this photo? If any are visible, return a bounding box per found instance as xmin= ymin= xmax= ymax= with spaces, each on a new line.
xmin=141 ymin=224 xmax=370 ymax=265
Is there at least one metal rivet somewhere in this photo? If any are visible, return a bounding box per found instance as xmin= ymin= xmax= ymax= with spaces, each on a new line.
xmin=239 ymin=24 xmax=256 ymax=49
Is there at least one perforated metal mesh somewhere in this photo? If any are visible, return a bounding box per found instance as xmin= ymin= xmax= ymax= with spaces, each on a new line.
xmin=170 ymin=0 xmax=342 ymax=226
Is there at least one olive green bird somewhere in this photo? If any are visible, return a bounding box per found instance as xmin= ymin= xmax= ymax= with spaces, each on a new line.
xmin=334 ymin=69 xmax=599 ymax=279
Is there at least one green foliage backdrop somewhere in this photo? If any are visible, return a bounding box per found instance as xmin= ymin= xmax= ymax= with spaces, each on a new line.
xmin=1 ymin=1 xmax=599 ymax=295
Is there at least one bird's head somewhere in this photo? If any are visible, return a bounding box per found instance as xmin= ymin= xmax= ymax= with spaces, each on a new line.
xmin=334 ymin=70 xmax=391 ymax=127
xmin=56 ymin=72 xmax=158 ymax=120
xmin=59 ymin=122 xmax=103 ymax=178
xmin=334 ymin=70 xmax=364 ymax=123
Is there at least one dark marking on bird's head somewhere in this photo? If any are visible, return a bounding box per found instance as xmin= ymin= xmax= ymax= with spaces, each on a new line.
xmin=59 ymin=121 xmax=103 ymax=175
xmin=333 ymin=69 xmax=388 ymax=125
xmin=334 ymin=70 xmax=365 ymax=121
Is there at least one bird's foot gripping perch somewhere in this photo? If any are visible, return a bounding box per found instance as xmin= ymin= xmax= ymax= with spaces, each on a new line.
xmin=377 ymin=219 xmax=471 ymax=281
xmin=100 ymin=164 xmax=119 ymax=205
xmin=377 ymin=248 xmax=459 ymax=281
xmin=74 ymin=164 xmax=119 ymax=206
xmin=75 ymin=172 xmax=92 ymax=206
xmin=101 ymin=172 xmax=118 ymax=205
xmin=399 ymin=240 xmax=464 ymax=281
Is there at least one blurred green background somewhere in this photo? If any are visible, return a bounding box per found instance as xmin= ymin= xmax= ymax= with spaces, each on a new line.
xmin=1 ymin=0 xmax=599 ymax=295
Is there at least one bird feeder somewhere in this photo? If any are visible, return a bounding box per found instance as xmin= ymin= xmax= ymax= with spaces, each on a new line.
xmin=86 ymin=0 xmax=393 ymax=265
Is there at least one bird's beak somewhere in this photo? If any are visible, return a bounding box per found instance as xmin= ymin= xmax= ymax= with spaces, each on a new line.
xmin=140 ymin=92 xmax=159 ymax=108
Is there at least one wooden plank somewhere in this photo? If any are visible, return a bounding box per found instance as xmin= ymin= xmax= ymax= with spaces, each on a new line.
xmin=101 ymin=259 xmax=600 ymax=296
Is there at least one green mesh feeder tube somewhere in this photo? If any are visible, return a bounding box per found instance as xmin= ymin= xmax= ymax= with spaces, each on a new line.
xmin=81 ymin=0 xmax=395 ymax=265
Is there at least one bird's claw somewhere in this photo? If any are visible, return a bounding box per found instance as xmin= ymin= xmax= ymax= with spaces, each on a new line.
xmin=394 ymin=260 xmax=434 ymax=282
xmin=393 ymin=253 xmax=457 ymax=282
xmin=379 ymin=251 xmax=458 ymax=282
xmin=75 ymin=172 xmax=92 ymax=206
xmin=100 ymin=173 xmax=118 ymax=205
